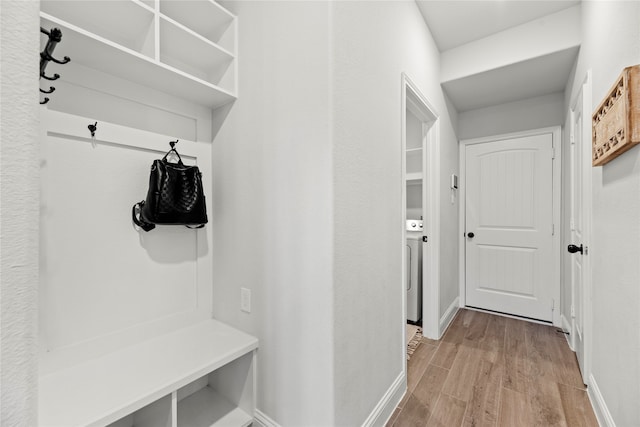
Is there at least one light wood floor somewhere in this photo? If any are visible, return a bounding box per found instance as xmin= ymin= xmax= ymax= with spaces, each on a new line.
xmin=388 ymin=309 xmax=599 ymax=427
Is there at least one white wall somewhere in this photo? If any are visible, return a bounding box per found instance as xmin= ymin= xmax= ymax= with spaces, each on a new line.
xmin=212 ymin=1 xmax=460 ymax=424
xmin=331 ymin=2 xmax=458 ymax=423
xmin=0 ymin=1 xmax=40 ymax=425
xmin=211 ymin=2 xmax=335 ymax=424
xmin=565 ymin=1 xmax=640 ymax=425
xmin=457 ymin=92 xmax=565 ymax=140
xmin=406 ymin=183 xmax=422 ymax=220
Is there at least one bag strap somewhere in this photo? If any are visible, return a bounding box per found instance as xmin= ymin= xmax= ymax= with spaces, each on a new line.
xmin=132 ymin=201 xmax=155 ymax=232
xmin=162 ymin=139 xmax=184 ymax=165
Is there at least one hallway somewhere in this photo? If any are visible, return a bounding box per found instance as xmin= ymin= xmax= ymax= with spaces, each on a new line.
xmin=389 ymin=309 xmax=598 ymax=426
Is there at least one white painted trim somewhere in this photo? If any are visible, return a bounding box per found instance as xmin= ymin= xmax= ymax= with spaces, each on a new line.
xmin=402 ymin=74 xmax=440 ymax=118
xmin=465 ymin=306 xmax=553 ymax=327
xmin=426 ymin=119 xmax=441 ymax=340
xmin=566 ymin=110 xmax=577 ymax=352
xmin=460 ymin=126 xmax=561 ymax=146
xmin=400 ymin=74 xmax=409 ymax=378
xmin=458 ymin=142 xmax=467 ymax=308
xmin=459 ymin=127 xmax=562 ymax=326
xmin=256 ymin=372 xmax=406 ymax=427
xmin=254 ymin=409 xmax=281 ymax=427
xmin=439 ymin=297 xmax=459 ymax=338
xmin=551 ymin=126 xmax=562 ymax=327
xmin=569 ymin=69 xmax=593 ymax=384
xmin=583 ymin=69 xmax=593 ymax=386
xmin=361 ymin=372 xmax=406 ymax=427
xmin=560 ymin=314 xmax=574 ymax=351
xmin=401 ymin=72 xmax=440 ymax=341
xmin=587 ymin=374 xmax=616 ymax=427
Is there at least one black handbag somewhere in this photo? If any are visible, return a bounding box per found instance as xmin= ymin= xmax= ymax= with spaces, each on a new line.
xmin=132 ymin=141 xmax=208 ymax=232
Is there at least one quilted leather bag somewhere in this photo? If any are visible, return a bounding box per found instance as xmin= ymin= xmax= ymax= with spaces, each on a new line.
xmin=132 ymin=141 xmax=208 ymax=232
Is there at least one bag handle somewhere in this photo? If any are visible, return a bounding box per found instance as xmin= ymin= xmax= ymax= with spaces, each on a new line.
xmin=162 ymin=139 xmax=184 ymax=165
xmin=132 ymin=201 xmax=155 ymax=232
xmin=186 ymin=224 xmax=205 ymax=229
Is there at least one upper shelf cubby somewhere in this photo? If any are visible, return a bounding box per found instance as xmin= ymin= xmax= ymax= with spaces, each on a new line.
xmin=159 ymin=0 xmax=234 ymax=47
xmin=40 ymin=1 xmax=155 ymax=57
xmin=39 ymin=0 xmax=237 ymax=109
xmin=159 ymin=15 xmax=234 ymax=85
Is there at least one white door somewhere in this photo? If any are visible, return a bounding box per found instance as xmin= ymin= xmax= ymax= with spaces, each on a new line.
xmin=465 ymin=134 xmax=555 ymax=321
xmin=570 ymin=82 xmax=591 ymax=381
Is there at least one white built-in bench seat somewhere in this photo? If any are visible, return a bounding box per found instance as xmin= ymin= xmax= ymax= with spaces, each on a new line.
xmin=39 ymin=319 xmax=258 ymax=427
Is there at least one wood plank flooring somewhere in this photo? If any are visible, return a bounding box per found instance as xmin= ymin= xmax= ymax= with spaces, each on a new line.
xmin=388 ymin=309 xmax=598 ymax=427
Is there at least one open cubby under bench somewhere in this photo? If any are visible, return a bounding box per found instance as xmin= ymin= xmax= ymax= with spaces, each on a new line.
xmin=39 ymin=320 xmax=258 ymax=427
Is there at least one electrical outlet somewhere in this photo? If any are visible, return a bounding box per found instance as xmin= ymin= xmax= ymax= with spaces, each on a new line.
xmin=240 ymin=288 xmax=251 ymax=313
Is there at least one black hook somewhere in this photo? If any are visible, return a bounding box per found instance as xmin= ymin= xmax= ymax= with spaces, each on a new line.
xmin=169 ymin=139 xmax=179 ymax=149
xmin=39 ymin=26 xmax=69 ymax=105
xmin=41 ymin=50 xmax=70 ymax=66
xmin=41 ymin=73 xmax=60 ymax=81
xmin=88 ymin=122 xmax=97 ymax=137
xmin=40 ymin=27 xmax=70 ymax=76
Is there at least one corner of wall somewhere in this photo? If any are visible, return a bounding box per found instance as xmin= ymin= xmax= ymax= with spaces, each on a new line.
xmin=0 ymin=1 xmax=40 ymax=425
xmin=439 ymin=297 xmax=459 ymax=338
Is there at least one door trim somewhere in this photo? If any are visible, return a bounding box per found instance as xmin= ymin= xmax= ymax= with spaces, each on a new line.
xmin=568 ymin=69 xmax=592 ymax=382
xmin=401 ymin=73 xmax=440 ymax=344
xmin=458 ymin=126 xmax=562 ymax=326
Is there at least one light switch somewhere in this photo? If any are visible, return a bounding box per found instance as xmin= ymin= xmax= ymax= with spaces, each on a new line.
xmin=241 ymin=288 xmax=251 ymax=313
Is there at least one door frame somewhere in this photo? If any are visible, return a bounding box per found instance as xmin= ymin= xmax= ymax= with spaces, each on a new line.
xmin=458 ymin=127 xmax=562 ymax=326
xmin=401 ymin=73 xmax=440 ymax=344
xmin=568 ymin=70 xmax=592 ymax=381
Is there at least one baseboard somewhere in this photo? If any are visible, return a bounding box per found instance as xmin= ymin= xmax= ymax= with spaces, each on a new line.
xmin=254 ymin=372 xmax=405 ymax=427
xmin=254 ymin=409 xmax=281 ymax=427
xmin=439 ymin=297 xmax=459 ymax=339
xmin=560 ymin=314 xmax=574 ymax=351
xmin=361 ymin=371 xmax=406 ymax=427
xmin=587 ymin=374 xmax=616 ymax=427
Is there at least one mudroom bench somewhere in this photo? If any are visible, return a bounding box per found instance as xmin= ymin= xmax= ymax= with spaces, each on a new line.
xmin=38 ymin=320 xmax=258 ymax=427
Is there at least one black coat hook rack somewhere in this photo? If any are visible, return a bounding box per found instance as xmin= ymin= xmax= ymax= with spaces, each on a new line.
xmin=40 ymin=27 xmax=70 ymax=105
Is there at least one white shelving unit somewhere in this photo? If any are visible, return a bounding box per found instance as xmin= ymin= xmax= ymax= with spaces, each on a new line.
xmin=39 ymin=319 xmax=257 ymax=427
xmin=158 ymin=15 xmax=233 ymax=84
xmin=40 ymin=0 xmax=237 ymax=108
xmin=405 ymin=148 xmax=423 ymax=183
xmin=159 ymin=0 xmax=235 ymax=47
xmin=405 ymin=172 xmax=423 ymax=183
xmin=38 ymin=4 xmax=250 ymax=425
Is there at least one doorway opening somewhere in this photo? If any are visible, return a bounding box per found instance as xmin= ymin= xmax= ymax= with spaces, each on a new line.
xmin=459 ymin=127 xmax=562 ymax=326
xmin=401 ymin=73 xmax=440 ymax=347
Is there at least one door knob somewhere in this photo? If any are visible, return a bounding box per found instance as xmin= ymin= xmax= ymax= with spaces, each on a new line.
xmin=467 ymin=232 xmax=475 ymax=238
xmin=567 ymin=244 xmax=583 ymax=254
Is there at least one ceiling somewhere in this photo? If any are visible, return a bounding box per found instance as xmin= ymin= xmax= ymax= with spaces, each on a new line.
xmin=415 ymin=0 xmax=581 ymax=112
xmin=416 ymin=1 xmax=581 ymax=52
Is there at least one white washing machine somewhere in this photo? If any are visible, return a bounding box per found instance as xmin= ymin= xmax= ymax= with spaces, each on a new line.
xmin=406 ymin=220 xmax=423 ymax=323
